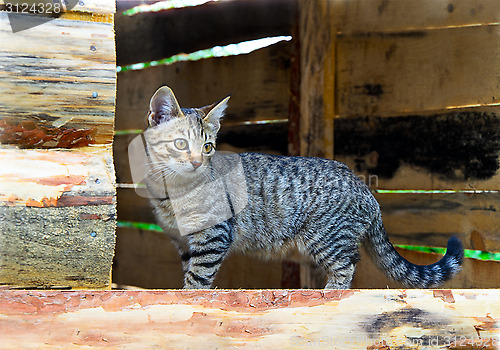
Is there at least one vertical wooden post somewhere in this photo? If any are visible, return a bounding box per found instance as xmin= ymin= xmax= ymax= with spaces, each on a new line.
xmin=298 ymin=0 xmax=336 ymax=287
xmin=299 ymin=0 xmax=336 ymax=160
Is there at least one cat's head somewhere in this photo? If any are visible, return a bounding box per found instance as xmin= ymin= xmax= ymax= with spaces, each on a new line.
xmin=143 ymin=86 xmax=229 ymax=179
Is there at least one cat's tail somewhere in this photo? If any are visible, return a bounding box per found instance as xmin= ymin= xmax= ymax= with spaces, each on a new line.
xmin=365 ymin=214 xmax=464 ymax=288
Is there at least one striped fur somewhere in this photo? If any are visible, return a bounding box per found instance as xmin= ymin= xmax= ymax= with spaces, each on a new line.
xmin=144 ymin=86 xmax=464 ymax=289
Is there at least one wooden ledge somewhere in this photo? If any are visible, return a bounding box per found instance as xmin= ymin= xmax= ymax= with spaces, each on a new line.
xmin=0 ymin=289 xmax=498 ymax=348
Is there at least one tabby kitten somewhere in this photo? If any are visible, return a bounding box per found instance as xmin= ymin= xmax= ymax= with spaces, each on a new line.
xmin=141 ymin=86 xmax=463 ymax=289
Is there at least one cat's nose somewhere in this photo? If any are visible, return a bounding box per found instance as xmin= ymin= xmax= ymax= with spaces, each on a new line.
xmin=191 ymin=161 xmax=202 ymax=169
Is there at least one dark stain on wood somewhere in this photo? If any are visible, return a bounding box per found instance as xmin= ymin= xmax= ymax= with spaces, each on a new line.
xmin=218 ymin=122 xmax=288 ymax=155
xmin=363 ymin=308 xmax=449 ymax=337
xmin=356 ymin=84 xmax=384 ymax=98
xmin=335 ymin=112 xmax=500 ymax=180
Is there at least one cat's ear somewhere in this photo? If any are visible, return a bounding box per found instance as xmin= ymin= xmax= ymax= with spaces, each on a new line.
xmin=201 ymin=96 xmax=230 ymax=133
xmin=147 ymin=86 xmax=182 ymax=127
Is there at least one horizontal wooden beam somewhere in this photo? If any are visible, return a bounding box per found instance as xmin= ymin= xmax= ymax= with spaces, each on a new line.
xmin=0 ymin=146 xmax=116 ymax=288
xmin=0 ymin=289 xmax=498 ymax=348
xmin=334 ymin=109 xmax=500 ymax=190
xmin=336 ymin=25 xmax=500 ymax=117
xmin=332 ymin=0 xmax=500 ymax=34
xmin=0 ymin=13 xmax=116 ymax=146
xmin=115 ymin=0 xmax=296 ymax=66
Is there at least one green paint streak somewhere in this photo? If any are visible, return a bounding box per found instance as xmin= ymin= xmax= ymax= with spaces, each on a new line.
xmin=114 ymin=129 xmax=143 ymax=136
xmin=395 ymin=244 xmax=500 ymax=262
xmin=376 ymin=190 xmax=499 ymax=194
xmin=117 ymin=221 xmax=163 ymax=232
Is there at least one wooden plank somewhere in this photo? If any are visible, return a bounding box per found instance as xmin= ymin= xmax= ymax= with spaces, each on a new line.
xmin=377 ymin=192 xmax=500 ymax=253
xmin=0 ymin=13 xmax=116 ymax=146
xmin=0 ymin=147 xmax=115 ymax=207
xmin=336 ymin=25 xmax=500 ymax=117
xmin=353 ymin=248 xmax=500 ymax=289
xmin=113 ymin=227 xmax=283 ymax=289
xmin=0 ymin=146 xmax=116 ymax=288
xmin=0 ymin=289 xmax=498 ymax=349
xmin=298 ymin=0 xmax=335 ymax=159
xmin=115 ymin=41 xmax=291 ymax=131
xmin=115 ymin=0 xmax=296 ymax=66
xmin=0 ymin=205 xmax=116 ymax=289
xmin=334 ymin=110 xmax=500 ymax=190
xmin=332 ymin=0 xmax=500 ymax=34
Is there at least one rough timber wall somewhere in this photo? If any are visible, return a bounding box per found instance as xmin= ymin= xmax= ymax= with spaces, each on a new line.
xmin=0 ymin=1 xmax=117 ymax=288
xmin=300 ymin=0 xmax=500 ymax=288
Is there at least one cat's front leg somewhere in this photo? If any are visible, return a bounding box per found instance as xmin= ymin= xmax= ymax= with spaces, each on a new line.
xmin=183 ymin=224 xmax=233 ymax=289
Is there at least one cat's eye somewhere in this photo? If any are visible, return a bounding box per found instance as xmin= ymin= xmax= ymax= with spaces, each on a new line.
xmin=203 ymin=142 xmax=214 ymax=154
xmin=174 ymin=138 xmax=189 ymax=150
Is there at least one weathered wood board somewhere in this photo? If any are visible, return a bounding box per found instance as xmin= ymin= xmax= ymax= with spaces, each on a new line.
xmin=335 ymin=110 xmax=500 ymax=191
xmin=115 ymin=41 xmax=291 ymax=131
xmin=336 ymin=25 xmax=500 ymax=117
xmin=298 ymin=0 xmax=335 ymax=159
xmin=353 ymin=248 xmax=500 ymax=289
xmin=376 ymin=192 xmax=500 ymax=253
xmin=115 ymin=0 xmax=296 ymax=66
xmin=332 ymin=0 xmax=500 ymax=34
xmin=0 ymin=13 xmax=116 ymax=146
xmin=0 ymin=289 xmax=498 ymax=349
xmin=0 ymin=147 xmax=116 ymax=288
xmin=0 ymin=1 xmax=117 ymax=288
xmin=113 ymin=227 xmax=283 ymax=289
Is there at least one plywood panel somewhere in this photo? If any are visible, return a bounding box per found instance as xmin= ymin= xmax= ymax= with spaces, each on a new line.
xmin=115 ymin=42 xmax=291 ymax=130
xmin=334 ymin=110 xmax=500 ymax=190
xmin=336 ymin=25 xmax=500 ymax=117
xmin=0 ymin=289 xmax=498 ymax=349
xmin=0 ymin=13 xmax=116 ymax=146
xmin=332 ymin=0 xmax=500 ymax=34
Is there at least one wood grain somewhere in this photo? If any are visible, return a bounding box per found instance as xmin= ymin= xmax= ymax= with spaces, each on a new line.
xmin=0 ymin=204 xmax=116 ymax=289
xmin=332 ymin=0 xmax=500 ymax=34
xmin=298 ymin=0 xmax=335 ymax=159
xmin=0 ymin=289 xmax=498 ymax=349
xmin=115 ymin=41 xmax=291 ymax=130
xmin=0 ymin=13 xmax=116 ymax=146
xmin=336 ymin=25 xmax=500 ymax=117
xmin=0 ymin=146 xmax=116 ymax=288
xmin=0 ymin=147 xmax=115 ymax=207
